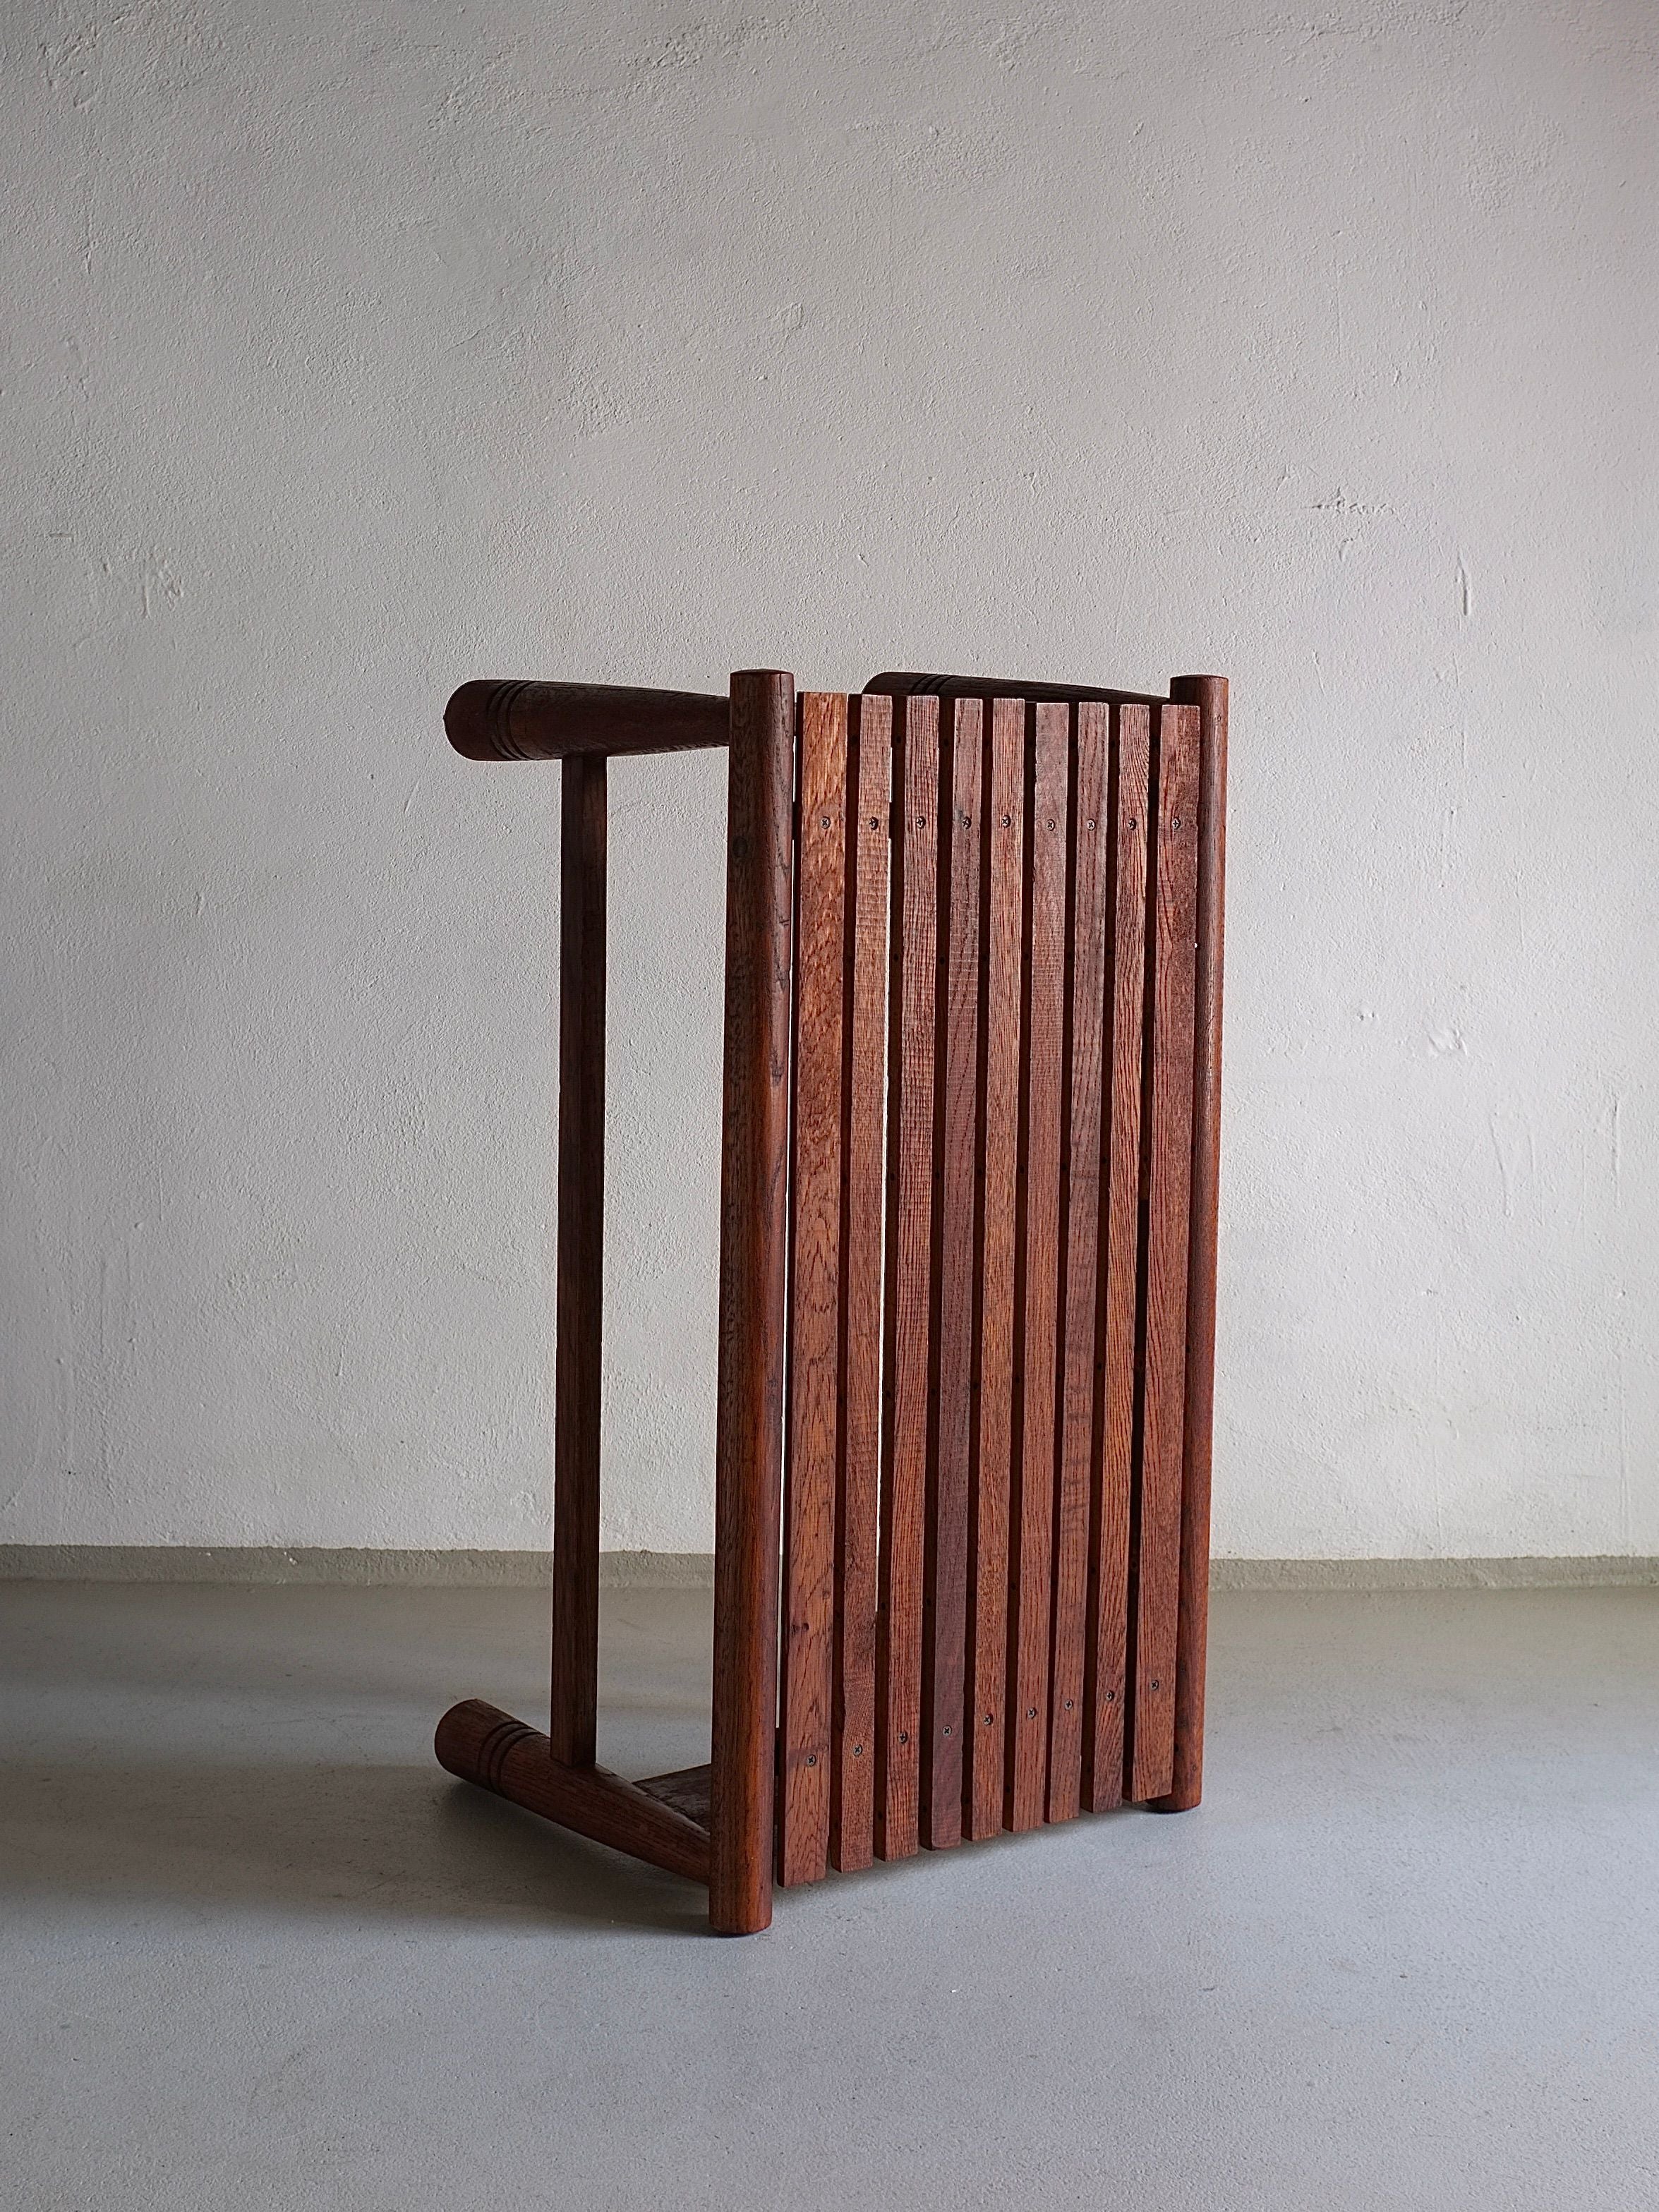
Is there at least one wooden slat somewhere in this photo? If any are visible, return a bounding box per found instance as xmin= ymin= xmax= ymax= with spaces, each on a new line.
xmin=921 ymin=697 xmax=983 ymax=1851
xmin=1045 ymin=702 xmax=1109 ymax=1823
xmin=1007 ymin=701 xmax=1068 ymax=1833
xmin=550 ymin=754 xmax=606 ymax=1767
xmin=635 ymin=1763 xmax=713 ymax=1830
xmin=778 ymin=694 xmax=847 ymax=1887
xmin=831 ymin=693 xmax=891 ymax=1875
xmin=965 ymin=698 xmax=1023 ymax=1842
xmin=1154 ymin=675 xmax=1229 ymax=1813
xmin=1086 ymin=706 xmax=1151 ymax=1811
xmin=1128 ymin=703 xmax=1200 ymax=1803
xmin=709 ymin=668 xmax=795 ymax=1938
xmin=876 ymin=693 xmax=939 ymax=1861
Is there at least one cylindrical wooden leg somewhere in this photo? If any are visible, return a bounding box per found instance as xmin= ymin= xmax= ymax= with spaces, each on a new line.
xmin=550 ymin=754 xmax=606 ymax=1767
xmin=709 ymin=670 xmax=795 ymax=1934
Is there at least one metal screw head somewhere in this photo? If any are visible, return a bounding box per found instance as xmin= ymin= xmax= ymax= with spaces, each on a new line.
xmin=1127 ymin=816 xmax=1138 ymax=830
xmin=898 ymin=1730 xmax=910 ymax=1745
xmin=852 ymin=1743 xmax=864 ymax=1756
xmin=1171 ymin=817 xmax=1182 ymax=830
xmin=1063 ymin=1698 xmax=1074 ymax=1710
xmin=1104 ymin=1688 xmax=1117 ymax=1703
xmin=1026 ymin=1707 xmax=1037 ymax=1720
xmin=1150 ymin=1679 xmax=1162 ymax=1693
xmin=805 ymin=1752 xmax=817 ymax=1766
xmin=943 ymin=1725 xmax=953 ymax=1737
xmin=819 ymin=814 xmax=831 ymax=829
xmin=1046 ymin=818 xmax=1056 ymax=832
xmin=982 ymin=1713 xmax=994 ymax=1726
xmin=1001 ymin=813 xmax=1012 ymax=827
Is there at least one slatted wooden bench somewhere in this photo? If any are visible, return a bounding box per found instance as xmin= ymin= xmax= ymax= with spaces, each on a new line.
xmin=435 ymin=666 xmax=1227 ymax=1933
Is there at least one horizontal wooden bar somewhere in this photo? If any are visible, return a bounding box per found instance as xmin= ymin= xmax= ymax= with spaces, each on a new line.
xmin=864 ymin=670 xmax=1172 ymax=711
xmin=446 ymin=678 xmax=731 ymax=763
xmin=435 ymin=1698 xmax=711 ymax=1884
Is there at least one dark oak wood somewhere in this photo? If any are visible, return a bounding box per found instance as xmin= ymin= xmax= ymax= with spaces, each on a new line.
xmin=832 ymin=694 xmax=891 ymax=1875
xmin=1128 ymin=704 xmax=1200 ymax=1806
xmin=965 ymin=697 xmax=1024 ymax=1842
xmin=778 ymin=693 xmax=847 ymax=1887
xmin=1007 ymin=701 xmax=1068 ymax=1832
xmin=550 ymin=755 xmax=605 ymax=1767
xmin=709 ymin=669 xmax=796 ymax=1935
xmin=876 ymin=693 xmax=939 ymax=1863
xmin=1046 ymin=701 xmax=1108 ymax=1823
xmin=1085 ymin=707 xmax=1150 ymax=1812
xmin=436 ymin=1700 xmax=711 ymax=1884
xmin=1151 ymin=675 xmax=1229 ymax=1814
xmin=447 ymin=679 xmax=729 ymax=763
xmin=922 ymin=697 xmax=983 ymax=1851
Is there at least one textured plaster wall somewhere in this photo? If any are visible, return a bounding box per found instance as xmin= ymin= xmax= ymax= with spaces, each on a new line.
xmin=2 ymin=0 xmax=1655 ymax=1556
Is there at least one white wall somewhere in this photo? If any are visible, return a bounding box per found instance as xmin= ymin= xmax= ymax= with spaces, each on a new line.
xmin=3 ymin=0 xmax=1655 ymax=1558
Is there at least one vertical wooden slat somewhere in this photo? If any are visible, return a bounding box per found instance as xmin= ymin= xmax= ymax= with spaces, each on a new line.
xmin=876 ymin=693 xmax=939 ymax=1861
xmin=1006 ymin=701 xmax=1068 ymax=1832
xmin=1086 ymin=706 xmax=1150 ymax=1811
xmin=550 ymin=755 xmax=607 ymax=1767
xmin=710 ymin=670 xmax=795 ymax=1937
xmin=831 ymin=693 xmax=891 ymax=1875
xmin=1152 ymin=675 xmax=1229 ymax=1815
xmin=1128 ymin=703 xmax=1200 ymax=1805
xmin=922 ymin=696 xmax=982 ymax=1851
xmin=778 ymin=694 xmax=847 ymax=1887
xmin=965 ymin=698 xmax=1023 ymax=1842
xmin=1046 ymin=702 xmax=1109 ymax=1823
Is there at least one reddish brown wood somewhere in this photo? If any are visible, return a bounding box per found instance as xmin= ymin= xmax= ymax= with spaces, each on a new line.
xmin=1128 ymin=704 xmax=1200 ymax=1804
xmin=446 ymin=679 xmax=729 ymax=763
xmin=1152 ymin=675 xmax=1229 ymax=1815
xmin=1046 ymin=701 xmax=1108 ymax=1823
xmin=436 ymin=1700 xmax=711 ymax=1884
xmin=966 ymin=698 xmax=1023 ymax=1842
xmin=778 ymin=694 xmax=847 ymax=1887
xmin=549 ymin=754 xmax=605 ymax=1767
xmin=1085 ymin=708 xmax=1150 ymax=1813
xmin=710 ymin=669 xmax=795 ymax=1935
xmin=831 ymin=694 xmax=891 ymax=1875
xmin=921 ymin=696 xmax=983 ymax=1851
xmin=1007 ymin=701 xmax=1068 ymax=1832
xmin=876 ymin=692 xmax=939 ymax=1863
xmin=864 ymin=672 xmax=1167 ymax=711
xmin=636 ymin=1764 xmax=713 ymax=1828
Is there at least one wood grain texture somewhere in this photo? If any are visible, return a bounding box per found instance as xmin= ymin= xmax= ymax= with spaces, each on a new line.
xmin=436 ymin=1701 xmax=711 ymax=1884
xmin=1046 ymin=701 xmax=1108 ymax=1823
xmin=1086 ymin=707 xmax=1150 ymax=1812
xmin=1128 ymin=704 xmax=1200 ymax=1805
xmin=550 ymin=754 xmax=605 ymax=1767
xmin=922 ymin=697 xmax=983 ymax=1851
xmin=446 ymin=679 xmax=729 ymax=762
xmin=876 ymin=693 xmax=939 ymax=1862
xmin=1007 ymin=701 xmax=1068 ymax=1833
xmin=831 ymin=694 xmax=891 ymax=1874
xmin=864 ymin=672 xmax=1167 ymax=711
xmin=636 ymin=1763 xmax=713 ymax=1829
xmin=1152 ymin=675 xmax=1229 ymax=1815
xmin=778 ymin=694 xmax=847 ymax=1887
xmin=966 ymin=698 xmax=1023 ymax=1842
xmin=710 ymin=670 xmax=795 ymax=1935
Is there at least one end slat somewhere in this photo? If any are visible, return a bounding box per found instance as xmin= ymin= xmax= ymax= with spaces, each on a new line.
xmin=1127 ymin=705 xmax=1200 ymax=1803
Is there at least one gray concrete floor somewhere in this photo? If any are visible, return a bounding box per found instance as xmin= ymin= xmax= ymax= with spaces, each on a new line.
xmin=2 ymin=1583 xmax=1656 ymax=2211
